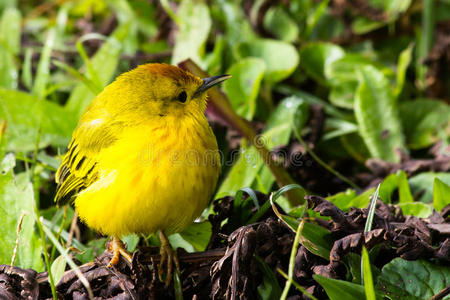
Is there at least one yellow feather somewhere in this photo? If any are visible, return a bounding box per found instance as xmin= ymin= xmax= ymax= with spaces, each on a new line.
xmin=55 ymin=63 xmax=222 ymax=237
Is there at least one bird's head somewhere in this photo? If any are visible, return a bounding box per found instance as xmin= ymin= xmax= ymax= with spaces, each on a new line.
xmin=98 ymin=63 xmax=230 ymax=123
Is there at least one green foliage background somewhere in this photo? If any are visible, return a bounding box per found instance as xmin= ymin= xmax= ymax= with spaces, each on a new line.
xmin=0 ymin=0 xmax=448 ymax=298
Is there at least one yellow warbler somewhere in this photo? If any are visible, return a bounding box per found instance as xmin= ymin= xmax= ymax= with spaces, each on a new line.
xmin=55 ymin=63 xmax=229 ymax=283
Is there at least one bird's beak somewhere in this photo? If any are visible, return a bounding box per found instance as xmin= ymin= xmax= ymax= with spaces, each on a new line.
xmin=194 ymin=74 xmax=231 ymax=97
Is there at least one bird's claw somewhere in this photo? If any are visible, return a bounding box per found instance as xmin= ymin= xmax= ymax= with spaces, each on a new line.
xmin=107 ymin=237 xmax=133 ymax=267
xmin=158 ymin=231 xmax=180 ymax=287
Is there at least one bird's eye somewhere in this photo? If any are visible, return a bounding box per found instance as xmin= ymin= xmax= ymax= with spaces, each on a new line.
xmin=177 ymin=91 xmax=187 ymax=103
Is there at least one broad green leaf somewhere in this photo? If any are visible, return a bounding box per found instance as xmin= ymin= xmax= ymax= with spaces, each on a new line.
xmin=263 ymin=7 xmax=299 ymax=42
xmin=397 ymin=202 xmax=433 ymax=218
xmin=397 ymin=170 xmax=413 ymax=203
xmin=327 ymin=54 xmax=392 ymax=109
xmin=0 ymin=155 xmax=43 ymax=271
xmin=236 ymin=39 xmax=299 ymax=83
xmin=122 ymin=233 xmax=139 ymax=252
xmin=399 ymin=99 xmax=450 ymax=149
xmin=377 ymin=258 xmax=450 ymax=300
xmin=299 ymin=42 xmax=344 ymax=84
xmin=300 ymin=221 xmax=333 ymax=260
xmin=362 ymin=247 xmax=376 ymax=300
xmin=65 ymin=23 xmax=129 ymax=118
xmin=32 ymin=28 xmax=56 ymax=99
xmin=354 ymin=65 xmax=406 ymax=162
xmin=223 ymin=57 xmax=266 ymax=120
xmin=327 ymin=189 xmax=357 ymax=208
xmin=169 ymin=221 xmax=212 ymax=252
xmin=171 ymin=0 xmax=211 ymax=66
xmin=314 ymin=274 xmax=367 ymax=300
xmin=328 ymin=188 xmax=375 ymax=211
xmin=409 ymin=172 xmax=450 ymax=203
xmin=0 ymin=88 xmax=76 ymax=151
xmin=433 ymin=178 xmax=450 ymax=211
xmin=0 ymin=7 xmax=21 ymax=89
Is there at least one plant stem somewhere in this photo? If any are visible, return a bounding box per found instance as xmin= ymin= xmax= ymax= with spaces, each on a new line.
xmin=292 ymin=124 xmax=361 ymax=191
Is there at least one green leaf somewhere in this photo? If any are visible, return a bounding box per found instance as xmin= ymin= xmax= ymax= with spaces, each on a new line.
xmin=169 ymin=221 xmax=212 ymax=252
xmin=354 ymin=65 xmax=406 ymax=162
xmin=65 ymin=23 xmax=129 ymax=118
xmin=362 ymin=247 xmax=376 ymax=300
xmin=377 ymin=258 xmax=450 ymax=300
xmin=399 ymin=99 xmax=450 ymax=149
xmin=255 ymin=256 xmax=282 ymax=300
xmin=0 ymin=7 xmax=20 ymax=89
xmin=409 ymin=172 xmax=450 ymax=203
xmin=328 ymin=188 xmax=375 ymax=211
xmin=378 ymin=173 xmax=398 ymax=203
xmin=236 ymin=39 xmax=299 ymax=83
xmin=326 ymin=54 xmax=392 ymax=109
xmin=32 ymin=28 xmax=56 ymax=99
xmin=394 ymin=44 xmax=413 ymax=98
xmin=265 ymin=96 xmax=309 ymax=149
xmin=75 ymin=238 xmax=107 ymax=264
xmin=51 ymin=253 xmax=67 ymax=285
xmin=433 ymin=178 xmax=450 ymax=212
xmin=171 ymin=0 xmax=211 ymax=66
xmin=314 ymin=274 xmax=367 ymax=300
xmin=322 ymin=119 xmax=358 ymax=141
xmin=299 ymin=42 xmax=345 ymax=84
xmin=263 ymin=7 xmax=299 ymax=42
xmin=223 ymin=58 xmax=266 ymax=120
xmin=397 ymin=202 xmax=433 ymax=218
xmin=0 ymin=88 xmax=76 ymax=151
xmin=215 ymin=144 xmax=263 ymax=199
xmin=397 ymin=170 xmax=413 ymax=203
xmin=351 ymin=0 xmax=412 ymax=34
xmin=0 ymin=155 xmax=43 ymax=271
xmin=122 ymin=234 xmax=139 ymax=252
xmin=300 ymin=221 xmax=333 ymax=260
xmin=352 ymin=17 xmax=384 ymax=35
xmin=327 ymin=189 xmax=357 ymax=209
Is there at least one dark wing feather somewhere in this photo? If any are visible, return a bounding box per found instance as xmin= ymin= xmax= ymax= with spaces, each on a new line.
xmin=55 ymin=119 xmax=118 ymax=205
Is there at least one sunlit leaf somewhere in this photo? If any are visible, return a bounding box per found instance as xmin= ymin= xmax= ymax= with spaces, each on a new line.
xmin=223 ymin=57 xmax=266 ymax=120
xmin=237 ymin=39 xmax=299 ymax=83
xmin=171 ymin=0 xmax=211 ymax=66
xmin=377 ymin=258 xmax=450 ymax=299
xmin=354 ymin=65 xmax=406 ymax=162
xmin=0 ymin=155 xmax=43 ymax=271
xmin=433 ymin=178 xmax=450 ymax=212
xmin=0 ymin=7 xmax=21 ymax=89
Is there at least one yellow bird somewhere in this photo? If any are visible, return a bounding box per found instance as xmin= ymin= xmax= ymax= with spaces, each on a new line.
xmin=55 ymin=63 xmax=229 ymax=283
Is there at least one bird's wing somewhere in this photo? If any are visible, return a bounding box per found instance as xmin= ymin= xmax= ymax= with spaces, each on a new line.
xmin=55 ymin=119 xmax=118 ymax=205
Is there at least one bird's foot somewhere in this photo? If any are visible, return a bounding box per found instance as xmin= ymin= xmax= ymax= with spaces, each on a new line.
xmin=107 ymin=237 xmax=133 ymax=267
xmin=158 ymin=231 xmax=180 ymax=287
